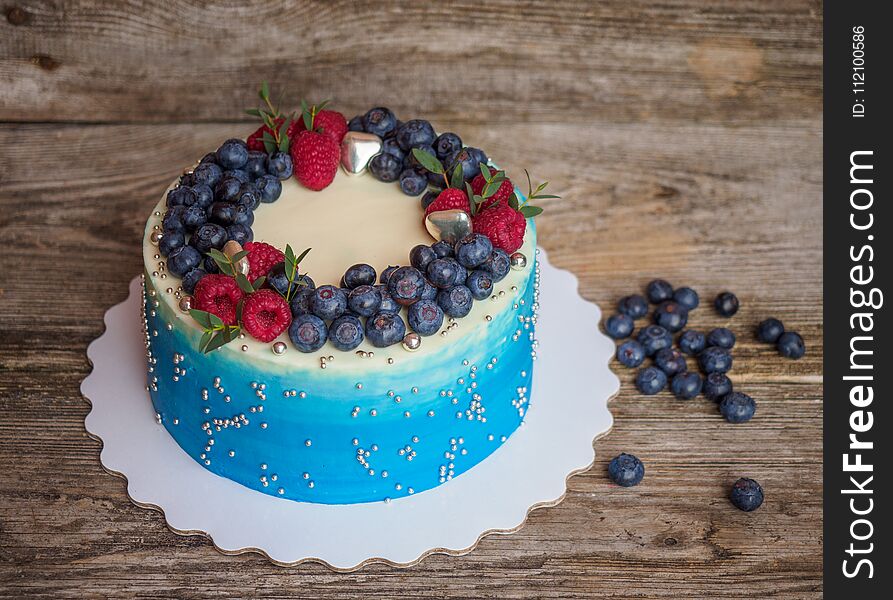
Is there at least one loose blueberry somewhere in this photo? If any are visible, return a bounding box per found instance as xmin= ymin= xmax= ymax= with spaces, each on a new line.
xmin=604 ymin=314 xmax=634 ymax=339
xmin=436 ymin=285 xmax=474 ymax=318
xmin=406 ymin=143 xmax=437 ymax=171
xmin=646 ymin=279 xmax=674 ymax=304
xmin=289 ymin=286 xmax=316 ymax=317
xmin=776 ymin=331 xmax=805 ymax=359
xmin=616 ymin=340 xmax=646 ymax=368
xmin=653 ymin=301 xmax=688 ymax=332
xmin=433 ymin=132 xmax=462 ymax=160
xmin=244 ymin=151 xmax=268 ymax=180
xmin=655 ymin=347 xmax=687 ymax=376
xmin=214 ymin=177 xmax=242 ymax=203
xmin=203 ymin=255 xmax=219 ymax=274
xmin=714 ymin=291 xmax=740 ymax=316
xmin=191 ymin=184 xmax=214 ymax=209
xmin=365 ymin=311 xmax=407 ymax=347
xmin=266 ymin=262 xmax=302 ymax=298
xmin=167 ymin=245 xmax=202 ymax=277
xmin=180 ymin=267 xmax=206 ymax=295
xmin=636 ymin=366 xmax=667 ymax=395
xmin=158 ymin=229 xmax=185 ymax=257
xmin=236 ymin=183 xmax=260 ymax=210
xmin=347 ymin=285 xmax=382 ymax=317
xmin=387 ymin=266 xmax=426 ymax=306
xmin=671 ymin=371 xmax=702 ymax=400
xmin=445 ymin=147 xmax=486 ymax=182
xmin=199 ymin=152 xmax=217 ymax=164
xmin=329 ymin=315 xmax=365 ymax=351
xmin=161 ymin=207 xmax=186 ymax=232
xmin=431 ymin=240 xmax=453 ymax=258
xmin=381 ymin=137 xmax=404 ymax=160
xmin=481 ymin=249 xmax=511 ymax=282
xmin=698 ymin=346 xmax=733 ymax=374
xmin=375 ymin=286 xmax=400 ymax=314
xmin=226 ymin=169 xmax=249 ymax=184
xmin=379 ymin=265 xmax=399 ymax=285
xmin=420 ymin=189 xmax=439 ymax=210
xmin=608 ymin=453 xmax=645 ymax=487
xmin=719 ymin=391 xmax=756 ymax=423
xmin=673 ymin=286 xmax=700 ymax=310
xmin=215 ymin=138 xmax=249 ymax=170
xmin=730 ymin=478 xmax=764 ymax=511
xmin=167 ymin=186 xmax=197 ymax=208
xmin=267 ymin=152 xmax=293 ymax=180
xmin=208 ymin=202 xmax=237 ymax=226
xmin=617 ymin=294 xmax=648 ymax=319
xmin=182 ymin=204 xmax=207 ymax=231
xmin=410 ymin=244 xmax=437 ymax=272
xmin=707 ymin=327 xmax=736 ymax=349
xmin=347 ymin=115 xmax=364 ymax=132
xmin=703 ymin=372 xmax=733 ymax=402
xmin=343 ymin=264 xmax=377 ymax=289
xmin=408 ymin=299 xmax=445 ymax=336
xmin=756 ymin=317 xmax=785 ymax=343
xmin=420 ymin=279 xmax=438 ymax=301
xmin=191 ymin=223 xmax=227 ymax=253
xmin=255 ymin=175 xmax=282 ymax=203
xmin=427 ymin=258 xmax=459 ymax=288
xmin=451 ymin=260 xmax=468 ymax=286
xmin=454 ymin=233 xmax=493 ymax=268
xmin=225 ymin=223 xmax=253 ymax=246
xmin=369 ymin=153 xmax=402 ymax=182
xmin=466 ymin=269 xmax=494 ymax=301
xmin=191 ymin=162 xmax=223 ymax=188
xmin=311 ymin=285 xmax=347 ymax=320
xmin=678 ymin=330 xmax=706 ymax=355
xmin=362 ymin=107 xmax=397 ymax=138
xmin=289 ymin=314 xmax=328 ymax=352
xmin=637 ymin=325 xmax=673 ymax=357
xmin=395 ymin=119 xmax=436 ymax=151
xmin=399 ymin=169 xmax=427 ymax=196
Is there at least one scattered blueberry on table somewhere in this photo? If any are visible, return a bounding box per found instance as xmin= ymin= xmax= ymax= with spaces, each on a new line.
xmin=678 ymin=329 xmax=706 ymax=355
xmin=756 ymin=317 xmax=785 ymax=343
xmin=653 ymin=300 xmax=688 ymax=332
xmin=616 ymin=340 xmax=646 ymax=368
xmin=605 ymin=313 xmax=635 ymax=339
xmin=730 ymin=478 xmax=764 ymax=512
xmin=618 ymin=294 xmax=649 ymax=319
xmin=776 ymin=331 xmax=806 ymax=359
xmin=608 ymin=453 xmax=645 ymax=487
xmin=714 ymin=291 xmax=740 ymax=317
xmin=719 ymin=391 xmax=756 ymax=423
xmin=706 ymin=327 xmax=736 ymax=349
xmin=703 ymin=372 xmax=733 ymax=402
xmin=654 ymin=347 xmax=687 ymax=377
xmin=635 ymin=366 xmax=668 ymax=395
xmin=671 ymin=371 xmax=703 ymax=400
xmin=646 ymin=279 xmax=674 ymax=304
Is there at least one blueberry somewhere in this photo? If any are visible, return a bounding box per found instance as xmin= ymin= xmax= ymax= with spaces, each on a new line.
xmin=468 ymin=148 xmax=488 ymax=170
xmin=380 ymin=265 xmax=399 ymax=285
xmin=362 ymin=107 xmax=397 ymax=138
xmin=381 ymin=137 xmax=405 ymax=160
xmin=714 ymin=291 xmax=739 ymax=317
xmin=167 ymin=186 xmax=197 ymax=207
xmin=369 ymin=153 xmax=402 ymax=182
xmin=420 ymin=279 xmax=438 ymax=300
xmin=226 ymin=223 xmax=253 ymax=246
xmin=203 ymin=255 xmax=219 ymax=274
xmin=161 ymin=206 xmax=186 ymax=232
xmin=776 ymin=331 xmax=805 ymax=359
xmin=180 ymin=267 xmax=206 ymax=295
xmin=454 ymin=233 xmax=493 ymax=268
xmin=348 ymin=115 xmax=364 ymax=132
xmin=298 ymin=274 xmax=315 ymax=289
xmin=678 ymin=330 xmax=706 ymax=355
xmin=451 ymin=260 xmax=468 ymax=286
xmin=698 ymin=346 xmax=733 ymax=374
xmin=466 ymin=269 xmax=494 ymax=301
xmin=608 ymin=453 xmax=645 ymax=487
xmin=756 ymin=317 xmax=785 ymax=343
xmin=226 ymin=169 xmax=250 ymax=184
xmin=208 ymin=202 xmax=237 ymax=226
xmin=654 ymin=347 xmax=687 ymax=376
xmin=266 ymin=262 xmax=301 ymax=298
xmin=342 ymin=263 xmax=377 ymax=289
xmin=399 ymin=169 xmax=427 ymax=196
xmin=255 ymin=175 xmax=282 ymax=203
xmin=347 ymin=285 xmax=382 ymax=317
xmin=637 ymin=325 xmax=672 ymax=356
xmin=616 ymin=340 xmax=646 ymax=368
xmin=268 ymin=152 xmax=293 ymax=180
xmin=311 ymin=285 xmax=347 ymax=320
xmin=671 ymin=372 xmax=702 ymax=399
xmin=289 ymin=314 xmax=328 ymax=352
xmin=408 ymin=299 xmax=444 ymax=336
xmin=233 ymin=203 xmax=254 ymax=227
xmin=214 ymin=177 xmax=242 ymax=203
xmin=395 ymin=119 xmax=436 ymax=151
xmin=617 ymin=294 xmax=648 ymax=319
xmin=365 ymin=311 xmax=407 ymax=347
xmin=433 ymin=132 xmax=462 ymax=159
xmin=707 ymin=327 xmax=736 ymax=349
xmin=167 ymin=245 xmax=202 ymax=277
xmin=646 ymin=279 xmax=674 ymax=304
xmin=481 ymin=249 xmax=511 ymax=282
xmin=375 ymin=286 xmax=400 ymax=314
xmin=387 ymin=266 xmax=426 ymax=305
xmin=653 ymin=301 xmax=688 ymax=332
xmin=431 ymin=240 xmax=453 ymax=258
xmin=181 ymin=204 xmax=207 ymax=231
xmin=673 ymin=286 xmax=699 ymax=310
xmin=191 ymin=223 xmax=227 ymax=253
xmin=199 ymin=152 xmax=217 ymax=164
xmin=604 ymin=314 xmax=634 ymax=339
xmin=410 ymin=244 xmax=437 ymax=271
xmin=703 ymin=372 xmax=733 ymax=402
xmin=420 ymin=189 xmax=439 ymax=210
xmin=445 ymin=147 xmax=485 ymax=182
xmin=719 ymin=391 xmax=756 ymax=423
xmin=289 ymin=286 xmax=316 ymax=317
xmin=191 ymin=162 xmax=223 ymax=188
xmin=730 ymin=478 xmax=764 ymax=511
xmin=158 ymin=229 xmax=185 ymax=257
xmin=236 ymin=183 xmax=260 ymax=210
xmin=215 ymin=138 xmax=249 ymax=170
xmin=636 ymin=366 xmax=667 ymax=395
xmin=406 ymin=143 xmax=437 ymax=171
xmin=244 ymin=151 xmax=268 ymax=180
xmin=191 ymin=184 xmax=214 ymax=209
xmin=329 ymin=315 xmax=365 ymax=351
xmin=436 ymin=285 xmax=474 ymax=318
xmin=427 ymin=258 xmax=459 ymax=289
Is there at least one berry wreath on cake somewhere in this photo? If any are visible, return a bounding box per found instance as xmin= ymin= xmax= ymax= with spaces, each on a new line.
xmin=142 ymin=84 xmax=557 ymax=504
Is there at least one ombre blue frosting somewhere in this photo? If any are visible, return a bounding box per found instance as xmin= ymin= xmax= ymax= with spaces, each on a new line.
xmin=143 ymin=251 xmax=538 ymax=504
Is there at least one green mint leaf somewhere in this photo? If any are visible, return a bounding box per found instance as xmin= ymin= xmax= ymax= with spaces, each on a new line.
xmin=203 ymin=331 xmax=229 ymax=353
xmin=532 ymin=193 xmax=560 ymax=200
xmin=199 ymin=330 xmax=212 ymax=352
xmin=208 ymin=312 xmax=225 ymax=328
xmin=465 ymin=182 xmax=478 ymax=217
xmin=231 ymin=250 xmax=249 ymax=264
xmin=279 ymin=133 xmax=289 ymax=153
xmin=411 ymin=148 xmax=443 ymax=174
xmin=294 ymin=247 xmax=312 ymax=265
xmin=252 ymin=276 xmax=266 ymax=291
xmin=317 ymin=99 xmax=330 ymax=111
xmin=190 ymin=309 xmax=214 ymax=329
xmin=235 ymin=273 xmax=255 ymax=294
xmin=508 ymin=193 xmax=520 ymax=210
xmin=245 ymin=108 xmax=262 ymax=117
xmin=520 ymin=205 xmax=543 ymax=218
xmin=479 ymin=163 xmax=491 ymax=181
xmin=260 ymin=81 xmax=270 ymax=101
xmin=450 ymin=164 xmax=464 ymax=189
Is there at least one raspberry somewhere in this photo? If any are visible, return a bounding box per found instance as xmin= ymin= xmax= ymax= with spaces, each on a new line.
xmin=241 ymin=289 xmax=292 ymax=342
xmin=246 ymin=118 xmax=300 ymax=153
xmin=472 ymin=203 xmax=527 ymax=253
xmin=424 ymin=188 xmax=470 ymax=217
xmin=294 ymin=109 xmax=348 ymax=144
xmin=244 ymin=241 xmax=284 ymax=281
xmin=290 ymin=130 xmax=340 ymax=191
xmin=471 ymin=168 xmax=514 ymax=210
xmin=193 ymin=274 xmax=244 ymax=326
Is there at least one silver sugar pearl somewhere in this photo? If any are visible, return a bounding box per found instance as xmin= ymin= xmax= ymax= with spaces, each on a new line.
xmin=178 ymin=296 xmax=193 ymax=313
xmin=149 ymin=231 xmax=163 ymax=244
xmin=272 ymin=341 xmax=287 ymax=355
xmin=510 ymin=252 xmax=527 ymax=270
xmin=402 ymin=332 xmax=421 ymax=352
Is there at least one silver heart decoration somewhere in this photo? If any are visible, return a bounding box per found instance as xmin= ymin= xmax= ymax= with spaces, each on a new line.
xmin=340 ymin=131 xmax=382 ymax=175
xmin=425 ymin=209 xmax=472 ymax=244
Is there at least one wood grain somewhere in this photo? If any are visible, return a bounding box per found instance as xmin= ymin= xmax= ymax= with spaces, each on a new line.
xmin=0 ymin=1 xmax=822 ymax=598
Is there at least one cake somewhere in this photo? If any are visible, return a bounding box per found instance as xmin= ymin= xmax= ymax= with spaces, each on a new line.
xmin=142 ymin=89 xmax=553 ymax=504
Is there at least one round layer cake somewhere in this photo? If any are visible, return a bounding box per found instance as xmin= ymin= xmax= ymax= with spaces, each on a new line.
xmin=142 ymin=102 xmax=544 ymax=504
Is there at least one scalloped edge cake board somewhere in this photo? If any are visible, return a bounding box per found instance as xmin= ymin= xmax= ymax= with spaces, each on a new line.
xmin=82 ymin=248 xmax=618 ymax=570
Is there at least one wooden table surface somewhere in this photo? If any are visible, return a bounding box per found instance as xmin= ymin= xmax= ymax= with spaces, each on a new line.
xmin=0 ymin=1 xmax=823 ymax=597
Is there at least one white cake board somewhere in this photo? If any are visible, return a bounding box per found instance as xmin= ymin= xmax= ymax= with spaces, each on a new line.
xmin=82 ymin=249 xmax=617 ymax=570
